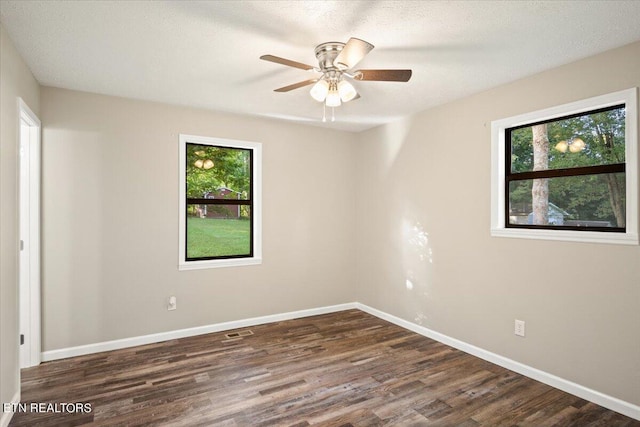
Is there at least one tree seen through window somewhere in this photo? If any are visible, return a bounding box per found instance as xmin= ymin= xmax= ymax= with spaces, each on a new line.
xmin=507 ymin=105 xmax=626 ymax=230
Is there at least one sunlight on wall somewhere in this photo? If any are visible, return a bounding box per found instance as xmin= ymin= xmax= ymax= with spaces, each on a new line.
xmin=401 ymin=217 xmax=433 ymax=326
xmin=405 ymin=279 xmax=414 ymax=290
xmin=404 ymin=221 xmax=432 ymax=264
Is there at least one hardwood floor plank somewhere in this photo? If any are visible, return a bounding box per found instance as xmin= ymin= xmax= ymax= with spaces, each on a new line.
xmin=9 ymin=310 xmax=639 ymax=426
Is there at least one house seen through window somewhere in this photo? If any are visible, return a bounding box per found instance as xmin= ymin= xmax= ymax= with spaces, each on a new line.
xmin=507 ymin=104 xmax=626 ymax=231
xmin=491 ymin=88 xmax=637 ymax=245
xmin=179 ymin=135 xmax=262 ymax=269
xmin=186 ymin=143 xmax=252 ymax=259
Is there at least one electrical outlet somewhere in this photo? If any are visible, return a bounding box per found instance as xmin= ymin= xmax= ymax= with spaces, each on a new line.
xmin=168 ymin=296 xmax=177 ymax=311
xmin=514 ymin=319 xmax=525 ymax=337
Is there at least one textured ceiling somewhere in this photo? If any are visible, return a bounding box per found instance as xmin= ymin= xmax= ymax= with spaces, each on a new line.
xmin=2 ymin=1 xmax=640 ymax=132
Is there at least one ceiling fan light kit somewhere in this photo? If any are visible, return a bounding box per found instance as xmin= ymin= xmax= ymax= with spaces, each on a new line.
xmin=325 ymin=83 xmax=342 ymax=107
xmin=338 ymin=80 xmax=357 ymax=102
xmin=260 ymin=37 xmax=412 ymax=122
xmin=309 ymin=79 xmax=329 ymax=102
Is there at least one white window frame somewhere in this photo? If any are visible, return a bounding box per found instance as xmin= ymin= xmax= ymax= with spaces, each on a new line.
xmin=179 ymin=134 xmax=262 ymax=270
xmin=491 ymin=88 xmax=638 ymax=245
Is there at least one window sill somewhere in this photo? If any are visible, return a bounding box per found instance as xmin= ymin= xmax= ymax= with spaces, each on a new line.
xmin=491 ymin=227 xmax=638 ymax=245
xmin=179 ymin=257 xmax=262 ymax=270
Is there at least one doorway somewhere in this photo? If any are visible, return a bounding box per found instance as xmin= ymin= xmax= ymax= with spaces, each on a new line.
xmin=18 ymin=98 xmax=41 ymax=368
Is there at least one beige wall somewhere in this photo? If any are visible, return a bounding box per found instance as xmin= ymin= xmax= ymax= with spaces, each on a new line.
xmin=40 ymin=87 xmax=357 ymax=351
xmin=355 ymin=41 xmax=640 ymax=405
xmin=0 ymin=24 xmax=40 ymax=410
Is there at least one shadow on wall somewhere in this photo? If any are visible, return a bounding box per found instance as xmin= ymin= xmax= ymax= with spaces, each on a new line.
xmin=380 ymin=116 xmax=414 ymax=173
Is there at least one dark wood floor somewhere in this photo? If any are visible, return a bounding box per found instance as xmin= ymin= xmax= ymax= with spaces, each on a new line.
xmin=10 ymin=309 xmax=640 ymax=426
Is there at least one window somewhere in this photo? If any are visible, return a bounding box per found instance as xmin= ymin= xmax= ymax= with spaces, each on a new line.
xmin=491 ymin=88 xmax=638 ymax=244
xmin=179 ymin=135 xmax=262 ymax=269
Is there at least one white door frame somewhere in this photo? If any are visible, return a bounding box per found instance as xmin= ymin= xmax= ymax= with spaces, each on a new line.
xmin=18 ymin=97 xmax=41 ymax=368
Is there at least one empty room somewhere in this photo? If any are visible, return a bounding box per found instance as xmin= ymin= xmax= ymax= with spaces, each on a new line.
xmin=1 ymin=1 xmax=639 ymax=425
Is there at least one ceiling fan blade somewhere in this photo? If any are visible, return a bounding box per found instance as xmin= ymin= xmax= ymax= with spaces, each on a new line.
xmin=355 ymin=69 xmax=412 ymax=82
xmin=274 ymin=79 xmax=319 ymax=92
xmin=334 ymin=38 xmax=374 ymax=70
xmin=260 ymin=54 xmax=316 ymax=71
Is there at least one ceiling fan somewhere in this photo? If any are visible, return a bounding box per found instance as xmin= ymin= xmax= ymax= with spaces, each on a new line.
xmin=260 ymin=38 xmax=412 ymax=120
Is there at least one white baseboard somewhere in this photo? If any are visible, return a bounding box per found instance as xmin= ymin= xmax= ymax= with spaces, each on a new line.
xmin=39 ymin=301 xmax=639 ymax=421
xmin=41 ymin=302 xmax=357 ymax=362
xmin=0 ymin=390 xmax=20 ymax=427
xmin=355 ymin=302 xmax=640 ymax=421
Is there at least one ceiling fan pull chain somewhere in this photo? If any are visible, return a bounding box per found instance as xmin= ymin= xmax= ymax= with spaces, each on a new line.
xmin=331 ymin=107 xmax=336 ymax=122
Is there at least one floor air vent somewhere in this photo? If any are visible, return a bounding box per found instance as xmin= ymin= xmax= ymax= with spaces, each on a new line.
xmin=225 ymin=330 xmax=254 ymax=339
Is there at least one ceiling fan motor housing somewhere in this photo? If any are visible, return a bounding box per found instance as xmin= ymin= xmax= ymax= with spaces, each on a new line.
xmin=314 ymin=42 xmax=345 ymax=73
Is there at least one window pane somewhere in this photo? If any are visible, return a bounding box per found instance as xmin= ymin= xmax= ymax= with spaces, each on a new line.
xmin=186 ymin=205 xmax=252 ymax=258
xmin=508 ymin=173 xmax=625 ymax=227
xmin=186 ymin=143 xmax=251 ymax=200
xmin=510 ymin=105 xmax=625 ymax=173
